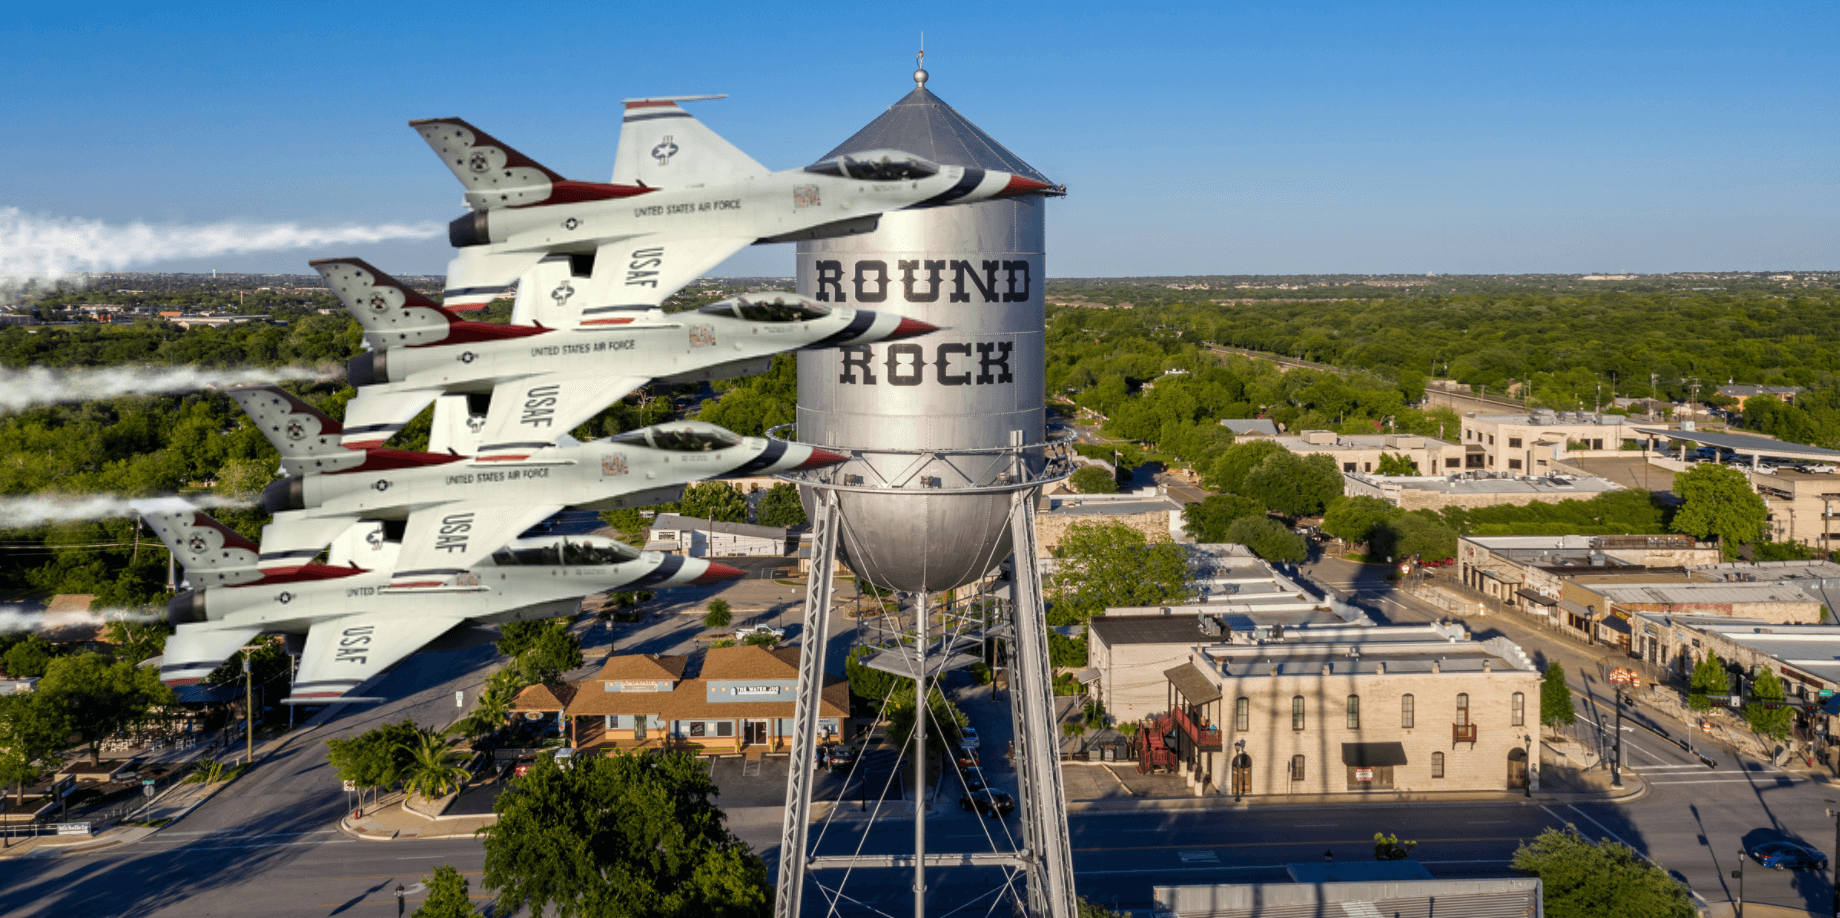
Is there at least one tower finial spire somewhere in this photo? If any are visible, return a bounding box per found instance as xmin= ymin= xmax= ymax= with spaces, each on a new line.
xmin=914 ymin=34 xmax=928 ymax=87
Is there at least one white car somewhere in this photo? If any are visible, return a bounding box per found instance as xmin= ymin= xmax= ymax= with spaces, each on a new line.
xmin=734 ymin=624 xmax=787 ymax=642
xmin=959 ymin=726 xmax=980 ymax=750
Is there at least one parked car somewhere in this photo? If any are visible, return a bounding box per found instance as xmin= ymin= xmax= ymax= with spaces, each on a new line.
xmin=734 ymin=624 xmax=787 ymax=642
xmin=1749 ymin=839 xmax=1827 ymax=870
xmin=824 ymin=745 xmax=855 ymax=769
xmin=959 ymin=727 xmax=980 ymax=750
xmin=954 ymin=744 xmax=979 ymax=769
xmin=959 ymin=789 xmax=1014 ymax=817
xmin=960 ymin=766 xmax=990 ymax=793
xmin=552 ymin=747 xmax=577 ymax=770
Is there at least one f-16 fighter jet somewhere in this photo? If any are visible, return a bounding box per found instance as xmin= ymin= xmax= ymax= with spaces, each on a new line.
xmin=317 ymin=257 xmax=934 ymax=453
xmin=143 ymin=505 xmax=740 ymax=703
xmin=416 ymin=96 xmax=1058 ymax=309
xmin=231 ymin=385 xmax=843 ymax=588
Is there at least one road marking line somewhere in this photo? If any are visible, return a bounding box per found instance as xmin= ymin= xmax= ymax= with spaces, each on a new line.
xmin=1635 ymin=764 xmax=1712 ymax=770
xmin=1564 ymin=804 xmax=1655 ymax=864
xmin=1469 ymin=820 xmax=1509 ymax=824
xmin=147 ymin=839 xmax=357 ymax=850
xmin=1295 ymin=823 xmax=1339 ymax=827
xmin=1078 ymin=864 xmax=1270 ymax=876
xmin=1643 ymin=778 xmax=1801 ymax=786
xmin=1179 ymin=851 xmax=1221 ymax=864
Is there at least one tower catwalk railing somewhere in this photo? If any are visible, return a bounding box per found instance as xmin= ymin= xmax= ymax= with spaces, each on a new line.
xmin=768 ymin=430 xmax=1076 ymax=918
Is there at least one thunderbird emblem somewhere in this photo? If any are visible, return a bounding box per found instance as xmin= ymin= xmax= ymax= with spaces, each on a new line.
xmin=651 ymin=136 xmax=679 ymax=165
xmin=285 ymin=419 xmax=308 ymax=441
xmin=468 ymin=151 xmax=492 ymax=174
xmin=187 ymin=534 xmax=208 ymax=552
xmin=367 ymin=293 xmax=390 ymax=314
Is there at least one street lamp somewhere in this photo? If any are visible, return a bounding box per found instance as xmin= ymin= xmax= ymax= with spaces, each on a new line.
xmin=1234 ymin=739 xmax=1246 ymax=803
xmin=1731 ymin=850 xmax=1744 ymax=918
xmin=1610 ymin=691 xmax=1625 ymax=789
xmin=1825 ymin=800 xmax=1840 ymax=918
xmin=1523 ymin=735 xmax=1533 ymax=798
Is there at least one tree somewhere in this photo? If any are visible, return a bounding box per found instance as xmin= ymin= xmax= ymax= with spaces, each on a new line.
xmin=885 ymin=683 xmax=968 ymax=757
xmin=1670 ymin=463 xmax=1768 ymax=558
xmin=398 ymin=728 xmax=472 ymax=801
xmin=2 ymin=634 xmax=55 ymax=678
xmin=33 ymin=652 xmax=173 ymax=765
xmin=1223 ymin=516 xmax=1307 ymax=562
xmin=495 ymin=617 xmax=567 ymax=659
xmin=215 ymin=456 xmax=274 ymax=499
xmin=104 ymin=619 xmax=171 ymax=665
xmin=327 ymin=719 xmax=424 ymax=810
xmin=1069 ymin=466 xmax=1119 ymax=494
xmin=1373 ymin=832 xmax=1418 ymax=860
xmin=1369 ymin=510 xmax=1458 ymax=562
xmin=1320 ymin=496 xmax=1395 ymax=546
xmin=703 ymin=598 xmax=733 ymax=630
xmin=1375 ymin=452 xmax=1420 ymax=476
xmin=1744 ymin=668 xmax=1794 ymax=742
xmin=1688 ymin=652 xmax=1727 ymax=711
xmin=0 ymin=691 xmax=69 ymax=805
xmin=1511 ymin=826 xmax=1695 ymax=918
xmin=413 ymin=864 xmax=479 ymax=918
xmin=1240 ymin=451 xmax=1344 ymax=517
xmin=755 ymin=482 xmax=808 ymax=529
xmin=1181 ymin=493 xmax=1265 ymax=542
xmin=1046 ymin=521 xmax=1190 ymax=623
xmin=844 ymin=644 xmax=900 ymax=702
xmin=676 ymin=481 xmax=750 ymax=524
xmin=1540 ymin=662 xmax=1575 ymax=733
xmin=514 ymin=624 xmax=583 ymax=686
xmin=1202 ymin=439 xmax=1283 ymax=493
xmin=1077 ymin=898 xmax=1129 ymax=918
xmin=740 ymin=630 xmax=779 ymax=647
xmin=480 ymin=751 xmax=772 ymax=918
xmin=1753 ymin=540 xmax=1815 ymax=562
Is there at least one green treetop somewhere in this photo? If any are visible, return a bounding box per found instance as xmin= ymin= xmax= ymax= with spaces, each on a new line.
xmin=1688 ymin=653 xmax=1728 ymax=711
xmin=1670 ymin=463 xmax=1768 ymax=558
xmin=1540 ymin=662 xmax=1576 ymax=733
xmin=1744 ymin=668 xmax=1794 ymax=742
xmin=1511 ymin=826 xmax=1695 ymax=918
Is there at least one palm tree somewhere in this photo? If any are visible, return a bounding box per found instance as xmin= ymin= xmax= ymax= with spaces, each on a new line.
xmin=398 ymin=729 xmax=470 ymax=802
xmin=446 ymin=684 xmax=513 ymax=741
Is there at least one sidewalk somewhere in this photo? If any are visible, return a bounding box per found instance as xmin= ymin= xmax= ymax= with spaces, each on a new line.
xmin=339 ymin=793 xmax=496 ymax=841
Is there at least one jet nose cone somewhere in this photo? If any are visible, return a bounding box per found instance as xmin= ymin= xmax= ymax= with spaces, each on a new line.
xmin=993 ymin=175 xmax=1055 ymax=198
xmin=886 ymin=317 xmax=939 ymax=340
xmin=693 ymin=563 xmax=747 ymax=585
xmin=793 ymin=447 xmax=850 ymax=471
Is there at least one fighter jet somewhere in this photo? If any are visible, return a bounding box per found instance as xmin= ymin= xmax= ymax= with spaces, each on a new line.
xmin=318 ymin=257 xmax=935 ymax=452
xmin=144 ymin=505 xmax=741 ymax=703
xmin=230 ymin=385 xmax=843 ymax=588
xmin=415 ymin=96 xmax=1059 ymax=309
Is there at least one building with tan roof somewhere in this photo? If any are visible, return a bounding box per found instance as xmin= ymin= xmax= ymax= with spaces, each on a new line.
xmin=511 ymin=647 xmax=848 ymax=756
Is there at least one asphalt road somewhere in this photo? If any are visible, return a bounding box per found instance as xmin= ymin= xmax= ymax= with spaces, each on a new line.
xmin=8 ymin=551 xmax=1840 ymax=915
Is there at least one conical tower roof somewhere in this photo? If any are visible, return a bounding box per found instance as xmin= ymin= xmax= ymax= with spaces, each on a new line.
xmin=822 ymin=85 xmax=1052 ymax=184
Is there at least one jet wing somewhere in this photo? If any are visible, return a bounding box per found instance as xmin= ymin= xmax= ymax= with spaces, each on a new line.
xmin=574 ymin=234 xmax=753 ymax=325
xmin=471 ymin=371 xmax=653 ymax=458
xmin=612 ymin=96 xmax=767 ymax=189
xmin=285 ymin=612 xmax=472 ymax=703
xmin=388 ymin=502 xmax=564 ymax=586
xmin=341 ymin=386 xmax=443 ymax=450
xmin=444 ymin=248 xmax=550 ymax=310
xmin=259 ymin=511 xmax=362 ymax=572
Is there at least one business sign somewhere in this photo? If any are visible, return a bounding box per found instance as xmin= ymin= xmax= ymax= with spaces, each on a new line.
xmin=1354 ymin=768 xmax=1374 ymax=782
xmin=55 ymin=823 xmax=90 ymax=837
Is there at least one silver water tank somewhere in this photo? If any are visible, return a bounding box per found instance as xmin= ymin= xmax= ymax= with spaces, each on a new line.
xmin=796 ymin=71 xmax=1057 ymax=592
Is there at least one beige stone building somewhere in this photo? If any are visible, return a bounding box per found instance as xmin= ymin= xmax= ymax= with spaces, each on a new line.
xmin=1749 ymin=469 xmax=1840 ymax=550
xmin=1274 ymin=431 xmax=1468 ymax=476
xmin=1457 ymin=534 xmax=1722 ymax=611
xmin=1146 ymin=622 xmax=1541 ymax=797
xmin=1343 ymin=470 xmax=1622 ymax=511
xmin=1459 ymin=410 xmax=1640 ymax=474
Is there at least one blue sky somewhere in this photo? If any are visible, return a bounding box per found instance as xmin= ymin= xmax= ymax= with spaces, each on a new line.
xmin=4 ymin=0 xmax=1834 ymax=277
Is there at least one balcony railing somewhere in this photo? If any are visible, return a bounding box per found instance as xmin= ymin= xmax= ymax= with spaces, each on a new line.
xmin=1172 ymin=708 xmax=1223 ymax=750
xmin=1453 ymin=723 xmax=1478 ymax=744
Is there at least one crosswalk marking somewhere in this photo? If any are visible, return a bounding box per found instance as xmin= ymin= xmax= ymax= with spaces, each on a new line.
xmin=1179 ymin=850 xmax=1221 ymax=864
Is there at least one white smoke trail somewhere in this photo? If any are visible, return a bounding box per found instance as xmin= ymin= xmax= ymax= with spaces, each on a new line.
xmin=0 ymin=364 xmax=337 ymax=411
xmin=0 ymin=494 xmax=253 ymax=528
xmin=0 ymin=606 xmax=163 ymax=635
xmin=0 ymin=206 xmax=443 ymax=285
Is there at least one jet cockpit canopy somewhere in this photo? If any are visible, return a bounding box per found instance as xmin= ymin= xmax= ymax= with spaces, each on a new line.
xmin=610 ymin=424 xmax=743 ymax=453
xmin=698 ymin=293 xmax=831 ymax=323
xmin=492 ymin=535 xmax=642 ymax=567
xmin=804 ymin=150 xmax=940 ymax=182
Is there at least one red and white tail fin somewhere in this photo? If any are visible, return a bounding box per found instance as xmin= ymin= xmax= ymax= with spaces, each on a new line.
xmin=411 ymin=118 xmax=569 ymax=211
xmin=228 ymin=385 xmax=365 ymax=475
xmin=612 ymin=95 xmax=767 ymax=189
xmin=136 ymin=502 xmax=264 ymax=588
xmin=312 ymin=258 xmax=457 ymax=347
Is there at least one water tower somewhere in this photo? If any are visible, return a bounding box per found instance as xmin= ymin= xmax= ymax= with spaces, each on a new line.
xmin=772 ymin=64 xmax=1077 ymax=918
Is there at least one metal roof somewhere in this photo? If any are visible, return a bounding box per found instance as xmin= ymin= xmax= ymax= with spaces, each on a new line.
xmin=1153 ymin=877 xmax=1541 ymax=918
xmin=822 ymin=86 xmax=1053 ymax=182
xmin=1635 ymin=427 xmax=1840 ymax=460
xmin=1593 ymin=581 xmax=1822 ymax=606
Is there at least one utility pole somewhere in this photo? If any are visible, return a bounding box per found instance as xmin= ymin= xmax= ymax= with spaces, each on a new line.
xmin=243 ymin=648 xmax=254 ymax=766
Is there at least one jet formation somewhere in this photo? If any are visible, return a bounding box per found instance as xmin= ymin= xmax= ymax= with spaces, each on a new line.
xmin=150 ymin=96 xmax=1055 ymax=702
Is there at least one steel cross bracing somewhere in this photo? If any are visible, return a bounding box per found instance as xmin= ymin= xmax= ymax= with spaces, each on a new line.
xmin=772 ymin=489 xmax=839 ymax=918
xmin=1005 ymin=494 xmax=1077 ymax=918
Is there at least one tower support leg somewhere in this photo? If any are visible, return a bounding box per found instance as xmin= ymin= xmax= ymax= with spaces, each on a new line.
xmin=1007 ymin=493 xmax=1077 ymax=918
xmin=773 ymin=490 xmax=840 ymax=918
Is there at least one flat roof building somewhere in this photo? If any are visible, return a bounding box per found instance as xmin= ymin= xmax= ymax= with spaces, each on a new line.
xmin=1274 ymin=430 xmax=1466 ymax=477
xmin=1460 ymin=410 xmax=1640 ymax=475
xmin=1345 ymin=470 xmax=1622 ymax=511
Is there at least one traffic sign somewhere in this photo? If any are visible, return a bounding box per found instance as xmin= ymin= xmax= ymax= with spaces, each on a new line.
xmin=142 ymin=785 xmax=154 ymax=798
xmin=341 ymin=779 xmax=356 ymax=792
